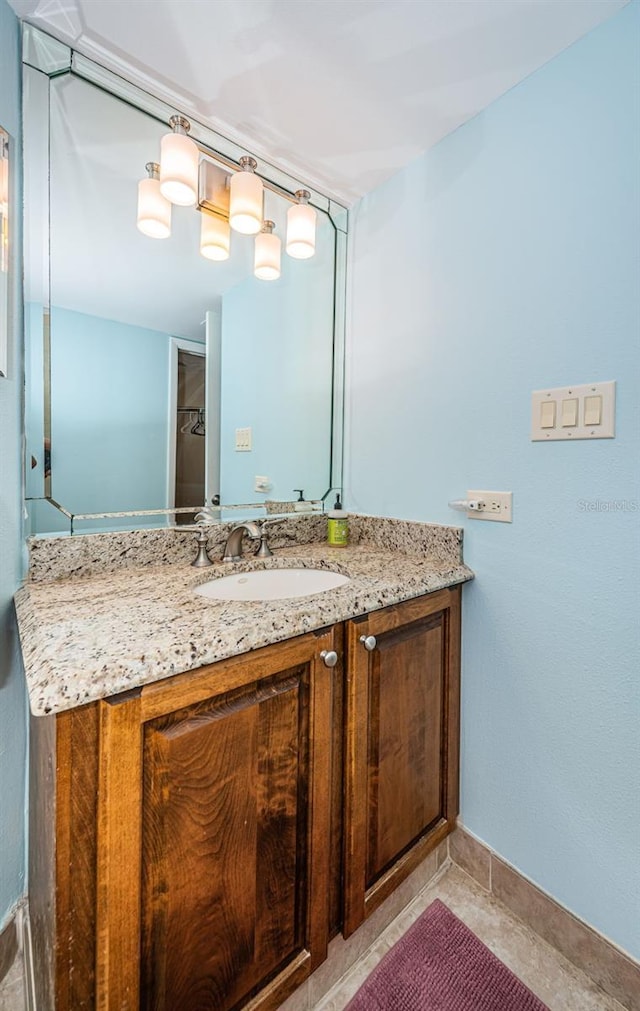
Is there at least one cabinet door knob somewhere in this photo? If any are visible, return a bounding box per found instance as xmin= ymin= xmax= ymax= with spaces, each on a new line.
xmin=320 ymin=649 xmax=339 ymax=668
xmin=359 ymin=634 xmax=377 ymax=651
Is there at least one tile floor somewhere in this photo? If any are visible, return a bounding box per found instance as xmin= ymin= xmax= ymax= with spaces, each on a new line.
xmin=314 ymin=864 xmax=628 ymax=1011
xmin=0 ymin=863 xmax=628 ymax=1010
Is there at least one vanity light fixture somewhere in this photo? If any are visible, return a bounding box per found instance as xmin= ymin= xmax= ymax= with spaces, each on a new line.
xmin=254 ymin=220 xmax=281 ymax=280
xmin=286 ymin=189 xmax=316 ymax=259
xmin=160 ymin=115 xmax=199 ymax=206
xmin=138 ymin=125 xmax=316 ymax=278
xmin=136 ymin=162 xmax=171 ymax=239
xmin=229 ymin=156 xmax=263 ymax=235
xmin=200 ymin=209 xmax=231 ymax=261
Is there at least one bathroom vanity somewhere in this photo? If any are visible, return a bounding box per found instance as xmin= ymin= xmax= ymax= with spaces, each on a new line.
xmin=16 ymin=26 xmax=474 ymax=1010
xmin=16 ymin=515 xmax=472 ymax=1011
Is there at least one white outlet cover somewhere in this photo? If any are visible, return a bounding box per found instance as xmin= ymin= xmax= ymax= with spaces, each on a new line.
xmin=467 ymin=490 xmax=513 ymax=523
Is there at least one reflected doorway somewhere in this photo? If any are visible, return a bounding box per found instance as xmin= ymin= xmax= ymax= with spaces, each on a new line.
xmin=168 ymin=340 xmax=206 ymax=523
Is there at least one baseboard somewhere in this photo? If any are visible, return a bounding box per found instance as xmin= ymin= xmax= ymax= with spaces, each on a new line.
xmin=17 ymin=902 xmax=37 ymax=1011
xmin=449 ymin=823 xmax=640 ymax=1011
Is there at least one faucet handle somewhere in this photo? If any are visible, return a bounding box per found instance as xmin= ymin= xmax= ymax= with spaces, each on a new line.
xmin=254 ymin=522 xmax=273 ymax=558
xmin=191 ymin=528 xmax=213 ymax=567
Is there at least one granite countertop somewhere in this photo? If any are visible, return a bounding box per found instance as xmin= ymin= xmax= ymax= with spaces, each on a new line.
xmin=15 ymin=539 xmax=473 ymax=717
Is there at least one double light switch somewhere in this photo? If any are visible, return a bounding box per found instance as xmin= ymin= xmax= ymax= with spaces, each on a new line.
xmin=531 ymin=381 xmax=615 ymax=441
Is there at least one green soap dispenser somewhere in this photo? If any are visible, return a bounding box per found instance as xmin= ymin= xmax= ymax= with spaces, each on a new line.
xmin=327 ymin=494 xmax=348 ymax=547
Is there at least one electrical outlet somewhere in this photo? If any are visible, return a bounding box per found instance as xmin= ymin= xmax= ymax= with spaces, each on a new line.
xmin=254 ymin=475 xmax=271 ymax=493
xmin=466 ymin=490 xmax=513 ymax=523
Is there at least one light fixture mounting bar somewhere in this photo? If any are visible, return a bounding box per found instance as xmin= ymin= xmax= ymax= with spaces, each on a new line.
xmin=198 ymin=160 xmax=230 ymax=219
xmin=195 ymin=146 xmax=316 ymax=210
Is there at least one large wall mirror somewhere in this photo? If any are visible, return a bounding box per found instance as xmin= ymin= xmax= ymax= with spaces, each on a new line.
xmin=23 ymin=27 xmax=347 ymax=535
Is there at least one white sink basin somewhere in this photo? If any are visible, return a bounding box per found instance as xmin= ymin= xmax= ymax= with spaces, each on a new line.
xmin=195 ymin=567 xmax=350 ymax=602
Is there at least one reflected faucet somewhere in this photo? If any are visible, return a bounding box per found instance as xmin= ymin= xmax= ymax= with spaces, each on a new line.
xmin=222 ymin=521 xmax=273 ymax=562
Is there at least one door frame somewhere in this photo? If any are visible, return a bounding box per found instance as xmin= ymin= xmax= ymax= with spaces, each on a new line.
xmin=166 ymin=336 xmax=206 ymax=515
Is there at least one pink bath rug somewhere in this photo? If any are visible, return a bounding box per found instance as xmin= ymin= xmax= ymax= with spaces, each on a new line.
xmin=344 ymin=898 xmax=549 ymax=1010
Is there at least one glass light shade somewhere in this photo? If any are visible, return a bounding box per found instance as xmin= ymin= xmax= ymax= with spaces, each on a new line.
xmin=200 ymin=212 xmax=230 ymax=261
xmin=137 ymin=174 xmax=171 ymax=239
xmin=254 ymin=223 xmax=281 ymax=280
xmin=229 ymin=159 xmax=263 ymax=234
xmin=286 ymin=201 xmax=316 ymax=259
xmin=159 ymin=130 xmax=199 ymax=206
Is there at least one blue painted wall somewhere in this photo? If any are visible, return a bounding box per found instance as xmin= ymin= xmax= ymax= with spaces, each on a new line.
xmin=49 ymin=306 xmax=173 ymax=515
xmin=346 ymin=3 xmax=639 ymax=958
xmin=220 ymin=217 xmax=335 ymax=504
xmin=0 ymin=0 xmax=27 ymax=927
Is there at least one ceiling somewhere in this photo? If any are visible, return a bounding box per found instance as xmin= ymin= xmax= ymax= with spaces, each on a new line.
xmin=11 ymin=0 xmax=627 ymax=202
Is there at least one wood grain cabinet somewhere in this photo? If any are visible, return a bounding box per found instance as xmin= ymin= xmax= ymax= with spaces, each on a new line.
xmin=343 ymin=587 xmax=461 ymax=936
xmin=30 ymin=588 xmax=461 ymax=1011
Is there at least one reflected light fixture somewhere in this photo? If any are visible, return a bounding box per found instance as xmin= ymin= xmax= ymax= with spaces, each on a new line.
xmin=160 ymin=115 xmax=199 ymax=206
xmin=200 ymin=209 xmax=230 ymax=261
xmin=286 ymin=189 xmax=316 ymax=259
xmin=136 ymin=162 xmax=171 ymax=239
xmin=229 ymin=156 xmax=263 ymax=235
xmin=254 ymin=220 xmax=281 ymax=280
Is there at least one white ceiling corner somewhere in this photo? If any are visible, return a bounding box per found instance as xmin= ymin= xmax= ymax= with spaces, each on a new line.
xmin=8 ymin=0 xmax=630 ymax=204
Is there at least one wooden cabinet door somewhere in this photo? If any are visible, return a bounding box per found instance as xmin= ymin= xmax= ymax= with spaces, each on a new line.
xmin=343 ymin=587 xmax=461 ymax=936
xmin=94 ymin=628 xmax=336 ymax=1011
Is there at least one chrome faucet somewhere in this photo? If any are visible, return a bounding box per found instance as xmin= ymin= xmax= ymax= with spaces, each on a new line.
xmin=222 ymin=521 xmax=273 ymax=562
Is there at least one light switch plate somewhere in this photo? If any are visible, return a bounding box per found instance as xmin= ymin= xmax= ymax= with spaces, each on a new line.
xmin=467 ymin=490 xmax=513 ymax=523
xmin=531 ymin=381 xmax=615 ymax=441
xmin=235 ymin=427 xmax=252 ymax=451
